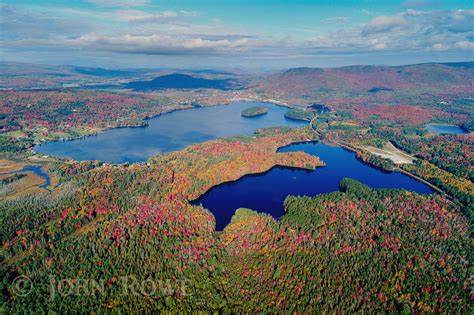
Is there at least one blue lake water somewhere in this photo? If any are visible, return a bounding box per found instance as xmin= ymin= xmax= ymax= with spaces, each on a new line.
xmin=35 ymin=100 xmax=433 ymax=229
xmin=192 ymin=142 xmax=433 ymax=230
xmin=35 ymin=101 xmax=306 ymax=164
xmin=426 ymin=124 xmax=469 ymax=135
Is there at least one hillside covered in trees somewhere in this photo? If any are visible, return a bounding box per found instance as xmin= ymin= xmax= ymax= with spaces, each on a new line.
xmin=256 ymin=62 xmax=473 ymax=98
xmin=0 ymin=127 xmax=471 ymax=312
xmin=0 ymin=62 xmax=472 ymax=313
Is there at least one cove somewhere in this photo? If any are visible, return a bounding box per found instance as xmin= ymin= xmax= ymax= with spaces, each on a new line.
xmin=192 ymin=142 xmax=433 ymax=230
xmin=35 ymin=101 xmax=306 ymax=164
xmin=1 ymin=165 xmax=51 ymax=189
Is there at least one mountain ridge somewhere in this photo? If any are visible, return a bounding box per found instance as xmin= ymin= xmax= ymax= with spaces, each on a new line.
xmin=126 ymin=73 xmax=235 ymax=91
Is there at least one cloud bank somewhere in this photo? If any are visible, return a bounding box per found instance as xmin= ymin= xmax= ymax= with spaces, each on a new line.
xmin=1 ymin=4 xmax=473 ymax=67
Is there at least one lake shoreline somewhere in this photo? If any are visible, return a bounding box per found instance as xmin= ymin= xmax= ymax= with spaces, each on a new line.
xmin=32 ymin=105 xmax=197 ymax=155
xmin=34 ymin=101 xmax=305 ymax=163
xmin=189 ymin=163 xmax=318 ymax=204
xmin=329 ymin=140 xmax=445 ymax=194
xmin=425 ymin=123 xmax=470 ymax=134
xmin=194 ymin=141 xmax=434 ymax=230
xmin=191 ymin=138 xmax=437 ymax=202
xmin=33 ymin=100 xmax=291 ymax=161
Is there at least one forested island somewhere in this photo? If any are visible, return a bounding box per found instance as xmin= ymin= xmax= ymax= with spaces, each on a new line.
xmin=241 ymin=106 xmax=269 ymax=117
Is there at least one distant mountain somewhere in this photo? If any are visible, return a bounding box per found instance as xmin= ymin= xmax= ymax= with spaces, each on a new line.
xmin=190 ymin=69 xmax=235 ymax=75
xmin=256 ymin=62 xmax=474 ymax=97
xmin=441 ymin=61 xmax=474 ymax=68
xmin=72 ymin=67 xmax=135 ymax=77
xmin=126 ymin=73 xmax=235 ymax=91
xmin=0 ymin=62 xmax=245 ymax=90
xmin=0 ymin=62 xmax=146 ymax=89
xmin=0 ymin=62 xmax=138 ymax=77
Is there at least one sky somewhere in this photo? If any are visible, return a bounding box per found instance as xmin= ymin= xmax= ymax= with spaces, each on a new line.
xmin=0 ymin=0 xmax=473 ymax=69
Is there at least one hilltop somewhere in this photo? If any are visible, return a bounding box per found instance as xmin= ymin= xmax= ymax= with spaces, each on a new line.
xmin=255 ymin=62 xmax=474 ymax=97
xmin=127 ymin=73 xmax=235 ymax=91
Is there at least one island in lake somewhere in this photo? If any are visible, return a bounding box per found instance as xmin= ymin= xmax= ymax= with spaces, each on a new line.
xmin=241 ymin=106 xmax=269 ymax=117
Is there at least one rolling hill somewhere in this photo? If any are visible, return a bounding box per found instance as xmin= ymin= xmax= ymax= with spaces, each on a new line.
xmin=256 ymin=62 xmax=474 ymax=97
xmin=126 ymin=73 xmax=235 ymax=91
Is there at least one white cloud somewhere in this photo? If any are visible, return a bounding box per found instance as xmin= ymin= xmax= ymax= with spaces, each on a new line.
xmin=363 ymin=15 xmax=407 ymax=34
xmin=455 ymin=40 xmax=474 ymax=50
xmin=371 ymin=43 xmax=388 ymax=50
xmin=12 ymin=32 xmax=256 ymax=56
xmin=432 ymin=43 xmax=448 ymax=51
xmin=366 ymin=39 xmax=388 ymax=51
xmin=113 ymin=9 xmax=197 ymax=24
xmin=0 ymin=5 xmax=92 ymax=40
xmin=2 ymin=5 xmax=473 ymax=62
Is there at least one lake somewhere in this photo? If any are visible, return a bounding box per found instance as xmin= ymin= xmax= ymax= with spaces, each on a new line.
xmin=35 ymin=101 xmax=434 ymax=230
xmin=192 ymin=142 xmax=433 ymax=230
xmin=35 ymin=101 xmax=306 ymax=164
xmin=426 ymin=124 xmax=469 ymax=135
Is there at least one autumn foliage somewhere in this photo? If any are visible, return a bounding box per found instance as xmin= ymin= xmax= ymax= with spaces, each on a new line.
xmin=0 ymin=127 xmax=471 ymax=313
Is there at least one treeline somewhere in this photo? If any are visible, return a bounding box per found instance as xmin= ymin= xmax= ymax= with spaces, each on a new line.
xmin=356 ymin=151 xmax=395 ymax=171
xmin=391 ymin=134 xmax=473 ymax=181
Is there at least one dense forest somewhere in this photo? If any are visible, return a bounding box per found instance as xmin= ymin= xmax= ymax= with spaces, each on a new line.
xmin=1 ymin=126 xmax=472 ymax=312
xmin=0 ymin=62 xmax=473 ymax=312
xmin=1 ymin=160 xmax=470 ymax=312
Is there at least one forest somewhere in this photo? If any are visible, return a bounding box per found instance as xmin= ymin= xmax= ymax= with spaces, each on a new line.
xmin=1 ymin=151 xmax=470 ymax=312
xmin=0 ymin=62 xmax=472 ymax=313
xmin=284 ymin=108 xmax=314 ymax=121
xmin=0 ymin=118 xmax=472 ymax=312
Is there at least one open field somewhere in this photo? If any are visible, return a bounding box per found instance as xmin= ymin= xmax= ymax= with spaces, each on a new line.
xmin=0 ymin=159 xmax=28 ymax=173
xmin=363 ymin=142 xmax=414 ymax=165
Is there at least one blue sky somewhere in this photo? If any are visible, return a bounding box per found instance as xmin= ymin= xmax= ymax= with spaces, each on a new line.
xmin=1 ymin=0 xmax=473 ymax=69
